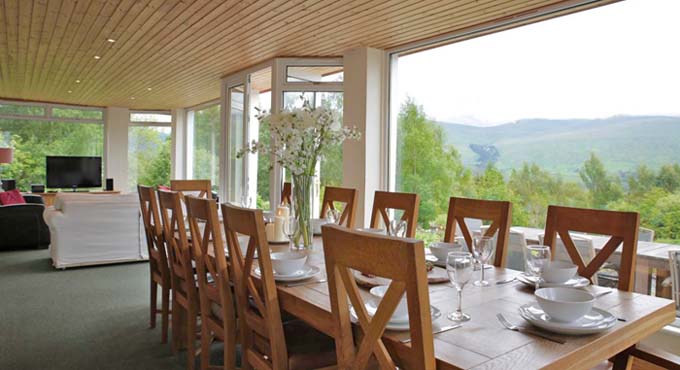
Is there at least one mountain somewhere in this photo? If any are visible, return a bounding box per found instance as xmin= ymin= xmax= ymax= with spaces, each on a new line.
xmin=436 ymin=115 xmax=680 ymax=181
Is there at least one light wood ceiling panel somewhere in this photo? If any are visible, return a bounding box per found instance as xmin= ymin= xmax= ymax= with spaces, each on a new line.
xmin=0 ymin=0 xmax=614 ymax=109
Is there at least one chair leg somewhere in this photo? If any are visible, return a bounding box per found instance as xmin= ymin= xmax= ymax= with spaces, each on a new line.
xmin=200 ymin=325 xmax=211 ymax=370
xmin=150 ymin=280 xmax=157 ymax=329
xmin=161 ymin=285 xmax=170 ymax=344
xmin=171 ymin=298 xmax=182 ymax=354
xmin=612 ymin=346 xmax=635 ymax=370
xmin=187 ymin=310 xmax=197 ymax=370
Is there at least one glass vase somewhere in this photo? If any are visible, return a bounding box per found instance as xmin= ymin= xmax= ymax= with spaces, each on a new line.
xmin=292 ymin=173 xmax=314 ymax=249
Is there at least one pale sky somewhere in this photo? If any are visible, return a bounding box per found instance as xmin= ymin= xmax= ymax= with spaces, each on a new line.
xmin=395 ymin=0 xmax=680 ymax=126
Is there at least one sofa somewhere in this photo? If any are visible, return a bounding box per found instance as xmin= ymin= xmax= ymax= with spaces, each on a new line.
xmin=44 ymin=193 xmax=148 ymax=269
xmin=0 ymin=194 xmax=50 ymax=250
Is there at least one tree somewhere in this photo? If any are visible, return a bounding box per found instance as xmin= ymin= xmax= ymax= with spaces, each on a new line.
xmin=579 ymin=152 xmax=623 ymax=208
xmin=396 ymin=98 xmax=472 ymax=227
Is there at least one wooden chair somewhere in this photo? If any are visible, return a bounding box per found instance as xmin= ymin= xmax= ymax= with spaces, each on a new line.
xmin=138 ymin=185 xmax=171 ymax=343
xmin=171 ymin=179 xmax=213 ymax=199
xmin=281 ymin=182 xmax=292 ymax=205
xmin=539 ymin=233 xmax=598 ymax=284
xmin=369 ymin=191 xmax=420 ymax=238
xmin=186 ymin=196 xmax=237 ymax=370
xmin=320 ymin=186 xmax=358 ymax=228
xmin=543 ymin=205 xmax=639 ymax=291
xmin=443 ymin=197 xmax=512 ymax=267
xmin=221 ymin=203 xmax=336 ymax=370
xmin=322 ymin=224 xmax=435 ymax=370
xmin=158 ymin=189 xmax=201 ymax=370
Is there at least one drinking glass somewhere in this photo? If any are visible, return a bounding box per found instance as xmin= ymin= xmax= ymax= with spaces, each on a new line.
xmin=472 ymin=236 xmax=494 ymax=287
xmin=389 ymin=219 xmax=407 ymax=237
xmin=283 ymin=216 xmax=298 ymax=250
xmin=240 ymin=193 xmax=253 ymax=208
xmin=446 ymin=251 xmax=474 ymax=322
xmin=527 ymin=245 xmax=552 ymax=290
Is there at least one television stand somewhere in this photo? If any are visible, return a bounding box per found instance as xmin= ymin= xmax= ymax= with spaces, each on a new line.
xmin=25 ymin=190 xmax=121 ymax=207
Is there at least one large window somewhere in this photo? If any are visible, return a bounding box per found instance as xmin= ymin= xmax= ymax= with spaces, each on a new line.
xmin=128 ymin=112 xmax=172 ymax=189
xmin=389 ymin=0 xmax=680 ymax=299
xmin=187 ymin=104 xmax=221 ymax=191
xmin=0 ymin=101 xmax=103 ymax=190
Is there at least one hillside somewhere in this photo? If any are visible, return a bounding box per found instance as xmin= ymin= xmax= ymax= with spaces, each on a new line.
xmin=437 ymin=116 xmax=680 ymax=181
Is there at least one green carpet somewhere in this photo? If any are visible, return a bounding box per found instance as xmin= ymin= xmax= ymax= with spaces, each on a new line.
xmin=0 ymin=249 xmax=195 ymax=370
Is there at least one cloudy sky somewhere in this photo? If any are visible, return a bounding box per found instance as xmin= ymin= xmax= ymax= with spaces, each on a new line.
xmin=395 ymin=0 xmax=680 ymax=126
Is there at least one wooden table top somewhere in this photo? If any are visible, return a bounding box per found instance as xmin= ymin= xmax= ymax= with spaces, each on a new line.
xmin=262 ymin=237 xmax=676 ymax=370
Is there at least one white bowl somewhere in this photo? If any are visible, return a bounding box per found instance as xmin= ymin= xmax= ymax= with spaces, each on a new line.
xmin=311 ymin=218 xmax=327 ymax=234
xmin=429 ymin=241 xmax=464 ymax=262
xmin=535 ymin=287 xmax=594 ymax=322
xmin=369 ymin=285 xmax=408 ymax=321
xmin=270 ymin=252 xmax=307 ymax=276
xmin=543 ymin=260 xmax=578 ymax=284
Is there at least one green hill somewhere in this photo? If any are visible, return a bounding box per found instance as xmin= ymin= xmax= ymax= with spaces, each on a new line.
xmin=437 ymin=116 xmax=680 ymax=182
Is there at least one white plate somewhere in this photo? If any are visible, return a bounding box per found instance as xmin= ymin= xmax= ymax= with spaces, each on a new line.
xmin=349 ymin=302 xmax=441 ymax=331
xmin=356 ymin=228 xmax=386 ymax=235
xmin=517 ymin=273 xmax=590 ymax=288
xmin=519 ymin=303 xmax=616 ymax=335
xmin=253 ymin=265 xmax=321 ymax=282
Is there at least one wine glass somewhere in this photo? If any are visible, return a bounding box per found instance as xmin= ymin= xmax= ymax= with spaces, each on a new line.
xmin=472 ymin=236 xmax=494 ymax=287
xmin=446 ymin=251 xmax=474 ymax=322
xmin=326 ymin=208 xmax=340 ymax=224
xmin=240 ymin=193 xmax=253 ymax=208
xmin=389 ymin=219 xmax=407 ymax=237
xmin=283 ymin=216 xmax=298 ymax=250
xmin=527 ymin=245 xmax=552 ymax=290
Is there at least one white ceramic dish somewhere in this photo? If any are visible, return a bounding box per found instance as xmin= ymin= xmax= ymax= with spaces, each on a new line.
xmin=429 ymin=241 xmax=464 ymax=262
xmin=350 ymin=303 xmax=441 ymax=331
xmin=311 ymin=218 xmax=328 ymax=235
xmin=519 ymin=303 xmax=616 ymax=335
xmin=543 ymin=260 xmax=578 ymax=284
xmin=517 ymin=273 xmax=590 ymax=288
xmin=535 ymin=287 xmax=595 ymax=322
xmin=270 ymin=252 xmax=307 ymax=275
xmin=253 ymin=265 xmax=321 ymax=282
xmin=369 ymin=285 xmax=408 ymax=321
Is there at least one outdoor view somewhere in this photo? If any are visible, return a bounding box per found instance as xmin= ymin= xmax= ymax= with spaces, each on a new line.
xmin=0 ymin=105 xmax=104 ymax=190
xmin=128 ymin=126 xmax=171 ymax=189
xmin=189 ymin=104 xmax=221 ymax=190
xmin=393 ymin=0 xmax=680 ymax=244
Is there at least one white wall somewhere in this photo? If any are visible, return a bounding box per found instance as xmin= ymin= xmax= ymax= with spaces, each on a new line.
xmin=104 ymin=107 xmax=130 ymax=192
xmin=342 ymin=47 xmax=388 ymax=227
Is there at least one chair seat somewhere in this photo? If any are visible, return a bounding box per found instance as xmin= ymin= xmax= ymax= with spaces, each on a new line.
xmin=284 ymin=319 xmax=337 ymax=370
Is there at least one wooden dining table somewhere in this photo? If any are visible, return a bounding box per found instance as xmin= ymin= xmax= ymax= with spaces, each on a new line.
xmin=259 ymin=237 xmax=676 ymax=370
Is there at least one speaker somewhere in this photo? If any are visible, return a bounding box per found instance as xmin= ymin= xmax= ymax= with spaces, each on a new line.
xmin=105 ymin=178 xmax=114 ymax=191
xmin=31 ymin=184 xmax=45 ymax=193
xmin=1 ymin=179 xmax=16 ymax=191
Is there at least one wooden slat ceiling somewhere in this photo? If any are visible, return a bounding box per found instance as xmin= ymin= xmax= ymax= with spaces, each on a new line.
xmin=0 ymin=0 xmax=608 ymax=110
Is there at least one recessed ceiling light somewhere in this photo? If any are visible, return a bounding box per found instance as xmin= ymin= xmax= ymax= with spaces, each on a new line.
xmin=75 ymin=79 xmax=81 ymax=84
xmin=94 ymin=55 xmax=101 ymax=60
xmin=130 ymin=97 xmax=136 ymax=100
xmin=67 ymin=90 xmax=72 ymax=94
xmin=147 ymin=87 xmax=152 ymax=91
xmin=107 ymin=38 xmax=116 ymax=43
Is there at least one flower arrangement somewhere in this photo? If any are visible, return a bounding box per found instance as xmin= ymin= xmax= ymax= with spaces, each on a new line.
xmin=238 ymin=99 xmax=360 ymax=248
xmin=238 ymin=100 xmax=360 ymax=176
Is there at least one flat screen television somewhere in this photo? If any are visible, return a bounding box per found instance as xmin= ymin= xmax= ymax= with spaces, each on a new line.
xmin=46 ymin=156 xmax=102 ymax=190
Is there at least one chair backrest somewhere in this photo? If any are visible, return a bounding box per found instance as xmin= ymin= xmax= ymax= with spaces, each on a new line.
xmin=138 ymin=185 xmax=169 ymax=282
xmin=370 ymin=190 xmax=420 ymax=238
xmin=281 ymin=182 xmax=292 ymax=206
xmin=638 ymin=227 xmax=655 ymax=242
xmin=221 ymin=203 xmax=288 ymax=369
xmin=186 ymin=196 xmax=237 ymax=368
xmin=170 ymin=179 xmax=213 ymax=199
xmin=538 ymin=233 xmax=595 ymax=264
xmin=157 ymin=190 xmax=197 ymax=305
xmin=443 ymin=197 xmax=512 ymax=267
xmin=543 ymin=205 xmax=640 ymax=291
xmin=320 ymin=186 xmax=358 ymax=228
xmin=322 ymin=225 xmax=435 ymax=370
xmin=670 ymin=250 xmax=680 ymax=315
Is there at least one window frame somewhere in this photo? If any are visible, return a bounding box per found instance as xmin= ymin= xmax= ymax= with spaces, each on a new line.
xmin=184 ymin=100 xmax=221 ymax=186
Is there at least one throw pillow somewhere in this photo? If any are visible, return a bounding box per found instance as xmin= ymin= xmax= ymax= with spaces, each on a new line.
xmin=0 ymin=189 xmax=26 ymax=205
